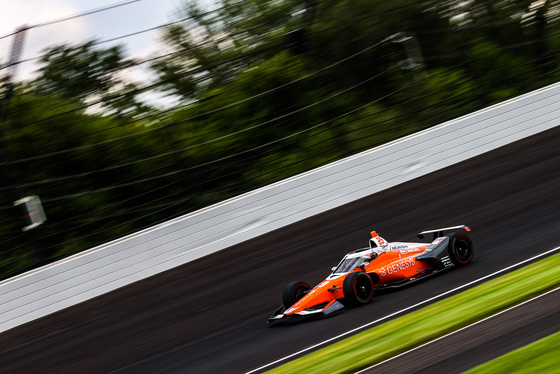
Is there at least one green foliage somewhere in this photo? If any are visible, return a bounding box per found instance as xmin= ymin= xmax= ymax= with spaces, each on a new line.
xmin=2 ymin=0 xmax=560 ymax=278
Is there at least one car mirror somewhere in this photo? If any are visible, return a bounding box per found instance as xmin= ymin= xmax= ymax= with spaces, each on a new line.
xmin=361 ymin=261 xmax=370 ymax=267
xmin=331 ymin=267 xmax=337 ymax=272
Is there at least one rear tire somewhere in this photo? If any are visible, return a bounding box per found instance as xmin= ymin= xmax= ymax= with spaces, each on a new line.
xmin=343 ymin=272 xmax=374 ymax=306
xmin=448 ymin=232 xmax=473 ymax=265
xmin=282 ymin=281 xmax=311 ymax=308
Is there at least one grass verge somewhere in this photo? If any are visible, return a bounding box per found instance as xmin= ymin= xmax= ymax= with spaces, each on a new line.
xmin=267 ymin=251 xmax=560 ymax=374
xmin=465 ymin=330 xmax=560 ymax=373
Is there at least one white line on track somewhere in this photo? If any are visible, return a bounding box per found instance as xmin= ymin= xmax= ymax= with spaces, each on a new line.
xmin=355 ymin=285 xmax=560 ymax=373
xmin=245 ymin=246 xmax=560 ymax=374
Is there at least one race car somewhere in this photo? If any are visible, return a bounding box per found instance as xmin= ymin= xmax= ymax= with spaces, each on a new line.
xmin=268 ymin=225 xmax=473 ymax=323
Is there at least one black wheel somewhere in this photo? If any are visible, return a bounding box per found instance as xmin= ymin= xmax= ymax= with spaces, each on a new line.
xmin=448 ymin=232 xmax=474 ymax=265
xmin=282 ymin=281 xmax=311 ymax=308
xmin=343 ymin=272 xmax=374 ymax=306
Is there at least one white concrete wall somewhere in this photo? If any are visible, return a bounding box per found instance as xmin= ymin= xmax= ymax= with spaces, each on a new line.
xmin=2 ymin=81 xmax=560 ymax=334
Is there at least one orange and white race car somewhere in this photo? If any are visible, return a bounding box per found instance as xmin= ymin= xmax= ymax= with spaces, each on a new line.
xmin=268 ymin=225 xmax=473 ymax=323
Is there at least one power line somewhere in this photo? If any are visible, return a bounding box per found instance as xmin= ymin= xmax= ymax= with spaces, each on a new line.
xmin=0 ymin=0 xmax=462 ymax=157
xmin=0 ymin=0 xmax=252 ymax=67
xmin=8 ymin=64 xmax=397 ymax=194
xmin=4 ymin=32 xmax=390 ymax=166
xmin=0 ymin=0 xmax=142 ymax=41
xmin=5 ymin=13 xmax=299 ymax=152
xmin=3 ymin=25 xmax=549 ymax=177
xmin=16 ymin=56 xmax=560 ymax=261
xmin=7 ymin=0 xmax=542 ymax=149
xmin=5 ymin=40 xmax=557 ymax=237
xmin=0 ymin=39 xmax=544 ymax=208
xmin=2 ymin=0 xmax=559 ymax=273
xmin=3 ymin=56 xmax=559 ymax=267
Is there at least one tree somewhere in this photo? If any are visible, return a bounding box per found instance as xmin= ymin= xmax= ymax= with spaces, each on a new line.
xmin=151 ymin=0 xmax=305 ymax=100
xmin=34 ymin=40 xmax=147 ymax=115
xmin=3 ymin=0 xmax=560 ymax=280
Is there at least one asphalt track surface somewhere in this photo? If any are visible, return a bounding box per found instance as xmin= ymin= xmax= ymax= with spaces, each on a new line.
xmin=1 ymin=125 xmax=560 ymax=373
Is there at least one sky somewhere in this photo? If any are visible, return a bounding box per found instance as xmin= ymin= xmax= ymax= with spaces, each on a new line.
xmin=0 ymin=0 xmax=211 ymax=82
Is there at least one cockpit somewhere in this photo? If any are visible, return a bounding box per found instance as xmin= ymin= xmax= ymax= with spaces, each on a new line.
xmin=331 ymin=249 xmax=377 ymax=274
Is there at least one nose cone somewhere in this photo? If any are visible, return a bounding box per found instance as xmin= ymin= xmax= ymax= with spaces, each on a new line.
xmin=284 ymin=280 xmax=342 ymax=315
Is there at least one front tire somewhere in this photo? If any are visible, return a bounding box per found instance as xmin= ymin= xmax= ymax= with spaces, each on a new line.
xmin=343 ymin=272 xmax=374 ymax=306
xmin=282 ymin=281 xmax=311 ymax=308
xmin=448 ymin=232 xmax=474 ymax=265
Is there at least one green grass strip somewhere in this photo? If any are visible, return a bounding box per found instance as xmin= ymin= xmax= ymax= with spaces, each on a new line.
xmin=465 ymin=330 xmax=560 ymax=373
xmin=267 ymin=251 xmax=560 ymax=374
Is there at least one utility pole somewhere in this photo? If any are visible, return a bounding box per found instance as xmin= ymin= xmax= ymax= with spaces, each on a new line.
xmin=1 ymin=25 xmax=29 ymax=139
xmin=5 ymin=26 xmax=28 ymax=80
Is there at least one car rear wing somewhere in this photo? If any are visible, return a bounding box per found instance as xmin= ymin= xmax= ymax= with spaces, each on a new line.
xmin=417 ymin=225 xmax=470 ymax=240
